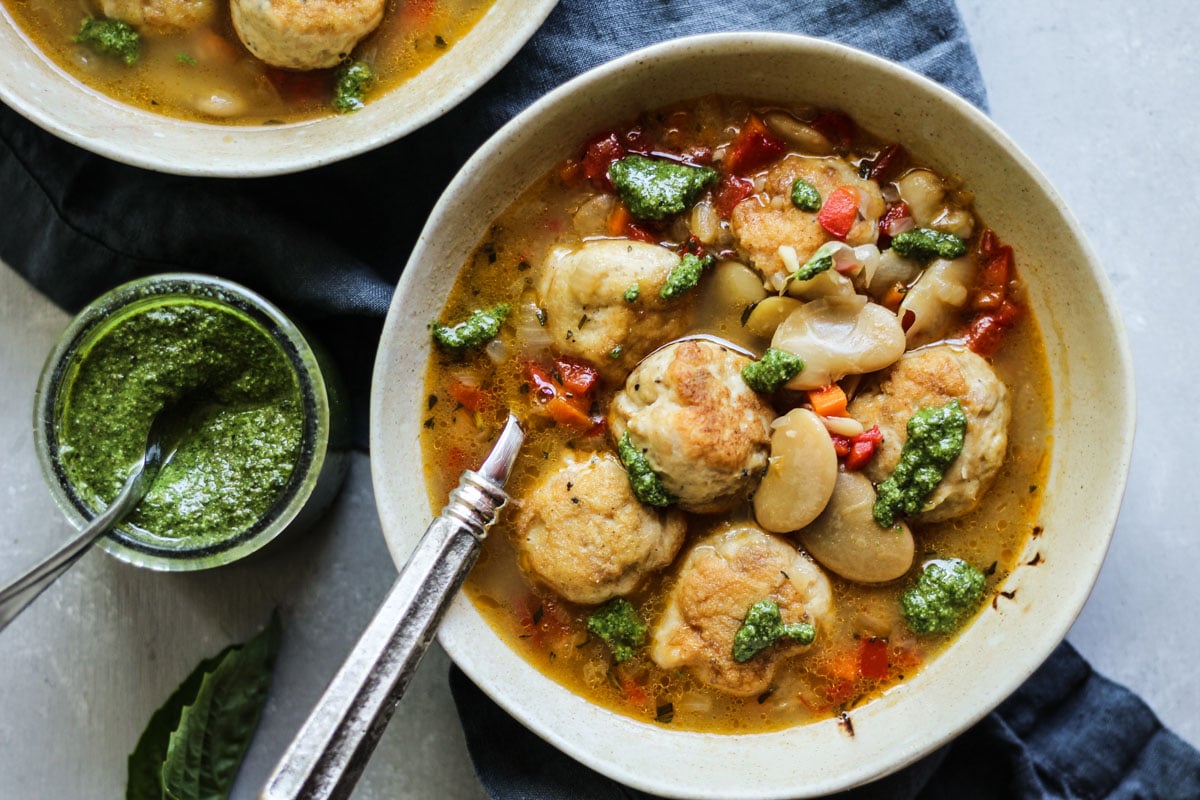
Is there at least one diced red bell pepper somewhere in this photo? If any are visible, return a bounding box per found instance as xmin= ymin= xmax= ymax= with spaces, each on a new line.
xmin=844 ymin=425 xmax=883 ymax=471
xmin=829 ymin=433 xmax=852 ymax=459
xmin=963 ymin=299 xmax=1023 ymax=356
xmin=713 ymin=174 xmax=755 ymax=218
xmin=818 ymin=186 xmax=861 ymax=240
xmin=724 ymin=115 xmax=787 ymax=175
xmin=866 ymin=143 xmax=908 ymax=183
xmin=581 ymin=131 xmax=626 ymax=191
xmin=809 ymin=109 xmax=857 ymax=150
xmin=859 ymin=637 xmax=890 ymax=680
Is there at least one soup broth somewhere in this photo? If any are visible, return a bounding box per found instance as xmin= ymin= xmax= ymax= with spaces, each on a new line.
xmin=3 ymin=0 xmax=492 ymax=123
xmin=421 ymin=96 xmax=1051 ymax=733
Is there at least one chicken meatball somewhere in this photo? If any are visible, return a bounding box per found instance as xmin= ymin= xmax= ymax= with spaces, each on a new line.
xmin=849 ymin=344 xmax=1010 ymax=522
xmin=608 ymin=339 xmax=774 ymax=514
xmin=731 ymin=155 xmax=885 ymax=284
xmin=231 ymin=0 xmax=384 ymax=70
xmin=100 ymin=0 xmax=214 ymax=34
xmin=537 ymin=239 xmax=692 ymax=380
xmin=650 ymin=525 xmax=834 ymax=696
xmin=513 ymin=451 xmax=686 ymax=605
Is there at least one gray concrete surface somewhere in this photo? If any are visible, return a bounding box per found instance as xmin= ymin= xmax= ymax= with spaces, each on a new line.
xmin=0 ymin=1 xmax=1196 ymax=797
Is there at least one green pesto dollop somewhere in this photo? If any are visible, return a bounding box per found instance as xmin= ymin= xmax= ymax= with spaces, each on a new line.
xmin=732 ymin=599 xmax=815 ymax=663
xmin=586 ymin=598 xmax=647 ymax=663
xmin=660 ymin=253 xmax=714 ymax=301
xmin=741 ymin=348 xmax=804 ymax=394
xmin=332 ymin=60 xmax=374 ymax=113
xmin=901 ymin=558 xmax=986 ymax=634
xmin=608 ymin=155 xmax=718 ymax=221
xmin=873 ymin=399 xmax=967 ymax=527
xmin=74 ymin=18 xmax=140 ymax=65
xmin=623 ymin=284 xmax=640 ymax=303
xmin=790 ymin=178 xmax=822 ymax=212
xmin=430 ymin=304 xmax=510 ymax=351
xmin=616 ymin=432 xmax=673 ymax=507
xmin=57 ymin=298 xmax=304 ymax=547
xmin=890 ymin=228 xmax=968 ymax=262
xmin=792 ymin=241 xmax=838 ymax=282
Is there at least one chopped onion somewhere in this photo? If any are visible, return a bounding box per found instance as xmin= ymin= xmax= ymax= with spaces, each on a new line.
xmin=777 ymin=244 xmax=801 ymax=274
xmin=485 ymin=337 xmax=508 ymax=365
xmin=513 ymin=302 xmax=553 ymax=354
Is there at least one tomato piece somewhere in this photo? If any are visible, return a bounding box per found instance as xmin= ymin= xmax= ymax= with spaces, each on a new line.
xmin=809 ymin=109 xmax=857 ymax=150
xmin=447 ymin=376 xmax=491 ymax=413
xmin=974 ymin=243 xmax=1014 ymax=311
xmin=724 ymin=115 xmax=787 ymax=175
xmin=876 ymin=201 xmax=912 ymax=249
xmin=620 ymin=676 xmax=649 ymax=705
xmin=825 ymin=679 xmax=856 ymax=705
xmin=581 ymin=131 xmax=626 ymax=191
xmin=554 ymin=357 xmax=600 ymax=396
xmin=713 ymin=174 xmax=755 ymax=217
xmin=817 ymin=186 xmax=860 ymax=240
xmin=963 ymin=299 xmax=1023 ymax=356
xmin=829 ymin=433 xmax=852 ymax=459
xmin=866 ymin=143 xmax=908 ymax=182
xmin=859 ymin=637 xmax=890 ymax=680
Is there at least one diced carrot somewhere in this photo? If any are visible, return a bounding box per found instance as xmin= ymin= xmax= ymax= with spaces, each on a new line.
xmin=194 ymin=28 xmax=240 ymax=66
xmin=606 ymin=203 xmax=632 ymax=237
xmin=447 ymin=376 xmax=491 ymax=413
xmin=808 ymin=384 xmax=849 ymax=418
xmin=544 ymin=396 xmax=592 ymax=429
xmin=817 ymin=186 xmax=860 ymax=240
xmin=881 ymin=282 xmax=908 ymax=312
xmin=559 ymin=159 xmax=583 ymax=186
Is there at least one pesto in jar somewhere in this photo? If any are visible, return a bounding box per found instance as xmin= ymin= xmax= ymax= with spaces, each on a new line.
xmin=56 ymin=297 xmax=305 ymax=548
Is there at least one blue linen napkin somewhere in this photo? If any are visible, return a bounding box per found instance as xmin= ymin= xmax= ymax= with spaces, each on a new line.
xmin=2 ymin=1 xmax=1198 ymax=798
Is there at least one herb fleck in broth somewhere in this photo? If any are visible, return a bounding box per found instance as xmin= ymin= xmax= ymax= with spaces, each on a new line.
xmin=420 ymin=96 xmax=1052 ymax=733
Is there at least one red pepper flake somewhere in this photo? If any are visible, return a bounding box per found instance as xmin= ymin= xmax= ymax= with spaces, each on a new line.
xmin=723 ymin=114 xmax=787 ymax=175
xmin=713 ymin=174 xmax=755 ymax=218
xmin=817 ymin=185 xmax=861 ymax=240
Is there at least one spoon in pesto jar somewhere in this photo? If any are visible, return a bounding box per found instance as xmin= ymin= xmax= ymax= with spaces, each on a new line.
xmin=0 ymin=397 xmax=198 ymax=632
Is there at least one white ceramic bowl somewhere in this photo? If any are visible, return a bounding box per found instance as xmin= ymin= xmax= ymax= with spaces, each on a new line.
xmin=0 ymin=0 xmax=557 ymax=176
xmin=370 ymin=33 xmax=1134 ymax=799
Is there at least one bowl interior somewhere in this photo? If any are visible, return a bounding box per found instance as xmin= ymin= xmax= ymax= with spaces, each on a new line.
xmin=0 ymin=0 xmax=557 ymax=176
xmin=369 ymin=33 xmax=1134 ymax=799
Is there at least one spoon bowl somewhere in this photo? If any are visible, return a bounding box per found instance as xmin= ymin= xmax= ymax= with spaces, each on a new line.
xmin=0 ymin=397 xmax=195 ymax=631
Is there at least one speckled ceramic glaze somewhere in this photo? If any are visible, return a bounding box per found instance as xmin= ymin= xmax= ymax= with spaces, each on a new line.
xmin=0 ymin=0 xmax=557 ymax=176
xmin=370 ymin=34 xmax=1135 ymax=800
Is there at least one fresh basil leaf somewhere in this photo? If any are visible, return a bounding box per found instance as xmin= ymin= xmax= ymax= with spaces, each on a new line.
xmin=128 ymin=613 xmax=281 ymax=800
xmin=126 ymin=645 xmax=235 ymax=800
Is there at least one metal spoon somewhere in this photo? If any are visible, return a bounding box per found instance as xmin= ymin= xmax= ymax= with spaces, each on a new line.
xmin=0 ymin=398 xmax=194 ymax=632
xmin=262 ymin=412 xmax=525 ymax=800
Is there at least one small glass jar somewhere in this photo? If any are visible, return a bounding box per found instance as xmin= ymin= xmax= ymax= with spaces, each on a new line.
xmin=34 ymin=274 xmax=350 ymax=571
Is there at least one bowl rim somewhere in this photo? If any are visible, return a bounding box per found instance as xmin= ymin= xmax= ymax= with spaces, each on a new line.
xmin=0 ymin=0 xmax=558 ymax=176
xmin=370 ymin=31 xmax=1135 ymax=798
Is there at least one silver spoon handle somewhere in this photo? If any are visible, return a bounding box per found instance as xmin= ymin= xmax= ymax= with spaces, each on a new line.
xmin=261 ymin=469 xmax=507 ymax=800
xmin=0 ymin=462 xmax=149 ymax=632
